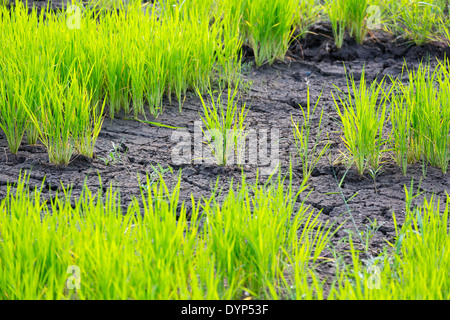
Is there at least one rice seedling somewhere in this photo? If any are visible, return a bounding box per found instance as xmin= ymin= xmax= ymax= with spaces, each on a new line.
xmin=0 ymin=63 xmax=30 ymax=154
xmin=325 ymin=0 xmax=374 ymax=47
xmin=389 ymin=61 xmax=450 ymax=174
xmin=344 ymin=0 xmax=371 ymax=44
xmin=21 ymin=63 xmax=43 ymax=146
xmin=383 ymin=0 xmax=445 ymax=45
xmin=291 ymin=88 xmax=330 ymax=187
xmin=389 ymin=81 xmax=412 ymax=176
xmin=198 ymin=85 xmax=248 ymax=166
xmin=240 ymin=0 xmax=298 ymax=66
xmin=294 ymin=0 xmax=322 ymax=39
xmin=439 ymin=16 xmax=450 ymax=44
xmin=0 ymin=168 xmax=331 ymax=299
xmin=24 ymin=69 xmax=105 ymax=164
xmin=325 ymin=0 xmax=346 ymax=49
xmin=1 ymin=0 xmax=242 ymax=122
xmin=332 ymin=68 xmax=392 ymax=176
xmin=213 ymin=1 xmax=243 ymax=87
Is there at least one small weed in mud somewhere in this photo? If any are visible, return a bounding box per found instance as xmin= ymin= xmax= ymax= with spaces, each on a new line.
xmin=291 ymin=87 xmax=330 ymax=187
xmin=98 ymin=139 xmax=128 ymax=166
xmin=139 ymin=163 xmax=173 ymax=192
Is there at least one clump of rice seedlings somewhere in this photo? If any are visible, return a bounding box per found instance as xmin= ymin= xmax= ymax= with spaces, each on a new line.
xmin=325 ymin=0 xmax=346 ymax=49
xmin=240 ymin=0 xmax=298 ymax=66
xmin=328 ymin=184 xmax=450 ymax=299
xmin=389 ymin=82 xmax=411 ymax=176
xmin=198 ymin=85 xmax=248 ymax=166
xmin=87 ymin=0 xmax=133 ymax=12
xmin=25 ymin=70 xmax=104 ymax=165
xmin=383 ymin=0 xmax=445 ymax=45
xmin=389 ymin=61 xmax=450 ymax=174
xmin=0 ymin=64 xmax=29 ymax=154
xmin=214 ymin=1 xmax=243 ymax=87
xmin=29 ymin=78 xmax=75 ymax=165
xmin=1 ymin=1 xmax=242 ymax=121
xmin=345 ymin=0 xmax=371 ymax=44
xmin=0 ymin=169 xmax=330 ymax=299
xmin=332 ymin=68 xmax=391 ymax=175
xmin=439 ymin=17 xmax=450 ymax=44
xmin=201 ymin=169 xmax=333 ymax=299
xmin=294 ymin=0 xmax=322 ymax=39
xmin=291 ymin=88 xmax=330 ymax=187
xmin=325 ymin=0 xmax=373 ymax=47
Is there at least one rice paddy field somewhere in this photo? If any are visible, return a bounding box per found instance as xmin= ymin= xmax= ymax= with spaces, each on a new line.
xmin=1 ymin=0 xmax=450 ymax=301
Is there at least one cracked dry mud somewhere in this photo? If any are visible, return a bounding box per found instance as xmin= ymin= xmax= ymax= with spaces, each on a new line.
xmin=1 ymin=11 xmax=450 ymax=286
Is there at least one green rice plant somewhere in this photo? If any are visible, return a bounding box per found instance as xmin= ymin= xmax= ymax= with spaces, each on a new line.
xmin=325 ymin=0 xmax=373 ymax=46
xmin=21 ymin=61 xmax=43 ymax=146
xmin=332 ymin=68 xmax=392 ymax=175
xmin=24 ymin=70 xmax=104 ymax=164
xmin=345 ymin=0 xmax=371 ymax=44
xmin=0 ymin=62 xmax=31 ymax=154
xmin=198 ymin=168 xmax=333 ymax=298
xmin=26 ymin=77 xmax=75 ymax=165
xmin=389 ymin=61 xmax=450 ymax=174
xmin=383 ymin=0 xmax=444 ymax=45
xmin=127 ymin=46 xmax=145 ymax=117
xmin=71 ymin=95 xmax=106 ymax=159
xmin=0 ymin=167 xmax=331 ymax=299
xmin=241 ymin=0 xmax=298 ymax=66
xmin=1 ymin=0 xmax=243 ymax=122
xmin=328 ymin=184 xmax=450 ymax=299
xmin=325 ymin=0 xmax=346 ymax=49
xmin=294 ymin=0 xmax=322 ymax=39
xmin=291 ymin=88 xmax=330 ymax=187
xmin=102 ymin=17 xmax=130 ymax=118
xmin=198 ymin=86 xmax=248 ymax=166
xmin=389 ymin=83 xmax=412 ymax=176
xmin=439 ymin=16 xmax=450 ymax=44
xmin=213 ymin=1 xmax=243 ymax=87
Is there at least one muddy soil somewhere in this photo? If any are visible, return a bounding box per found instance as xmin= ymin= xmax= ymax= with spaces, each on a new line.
xmin=2 ymin=2 xmax=450 ymax=292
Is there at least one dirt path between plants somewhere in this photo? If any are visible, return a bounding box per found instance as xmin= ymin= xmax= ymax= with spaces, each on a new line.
xmin=1 ymin=10 xmax=450 ymax=288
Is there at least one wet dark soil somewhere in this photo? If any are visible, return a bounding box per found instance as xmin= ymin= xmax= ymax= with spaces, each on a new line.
xmin=2 ymin=2 xmax=450 ymax=294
